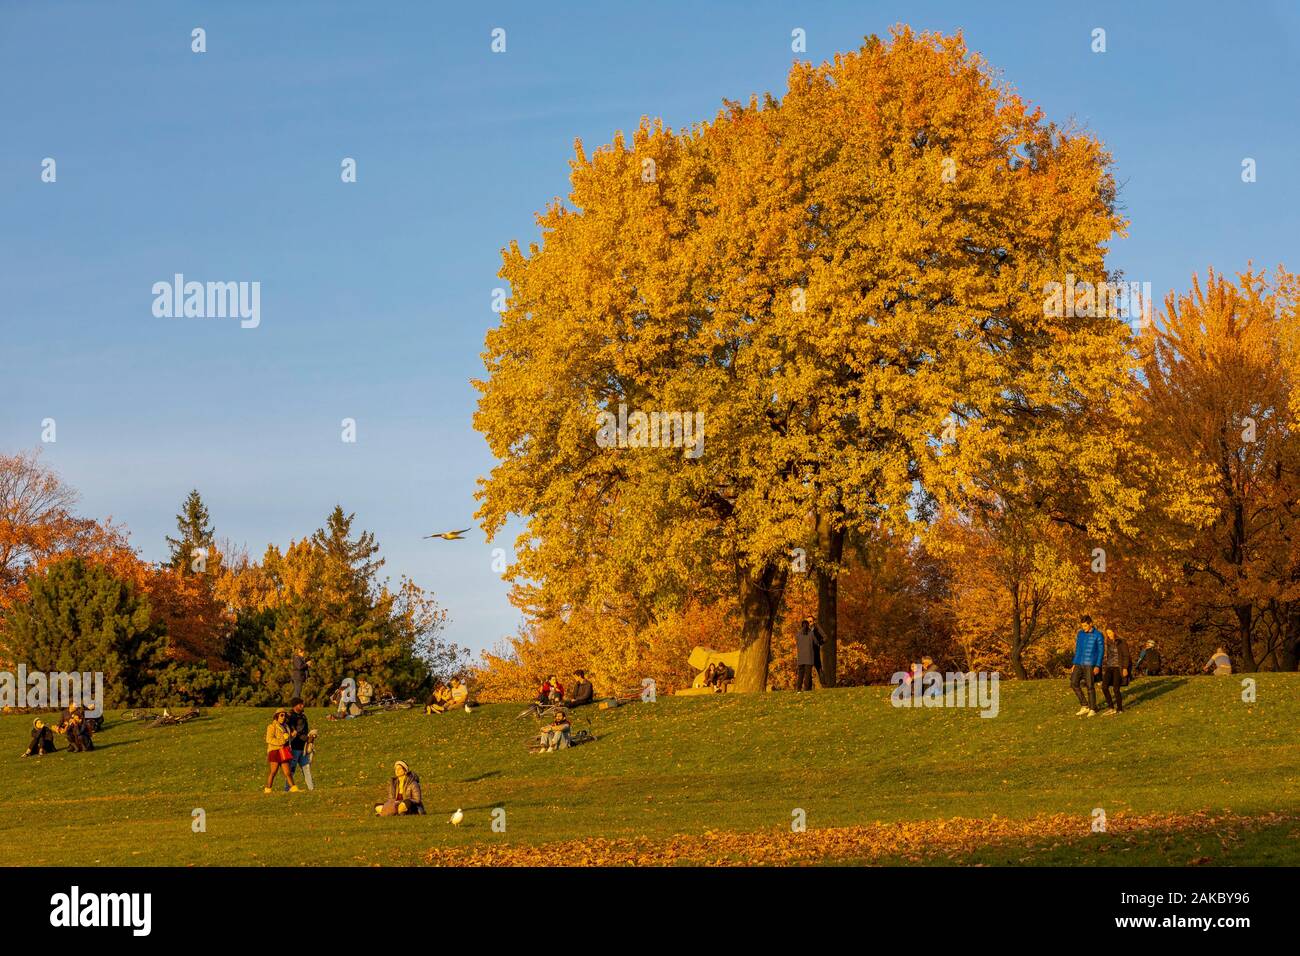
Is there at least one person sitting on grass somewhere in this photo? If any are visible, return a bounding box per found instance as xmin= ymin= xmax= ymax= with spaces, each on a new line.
xmin=565 ymin=670 xmax=594 ymax=708
xmin=450 ymin=678 xmax=471 ymax=710
xmin=264 ymin=708 xmax=300 ymax=794
xmin=540 ymin=675 xmax=564 ymax=706
xmin=425 ymin=682 xmax=453 ymax=714
xmin=1133 ymin=640 xmax=1161 ymax=677
xmin=1204 ymin=647 xmax=1233 ymax=675
xmin=60 ymin=711 xmax=94 ymax=752
xmin=537 ymin=708 xmax=571 ymax=753
xmin=528 ymin=675 xmax=564 ymax=715
xmin=21 ymin=718 xmax=56 ymax=757
xmin=712 ymin=663 xmax=734 ymax=693
xmin=375 ymin=760 xmax=424 ymax=815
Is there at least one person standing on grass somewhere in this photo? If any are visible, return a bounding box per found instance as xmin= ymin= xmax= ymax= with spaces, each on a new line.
xmin=1099 ymin=627 xmax=1131 ymax=716
xmin=264 ymin=708 xmax=299 ymax=793
xmin=285 ymin=697 xmax=313 ymax=791
xmin=795 ymin=617 xmax=825 ymax=692
xmin=537 ymin=708 xmax=572 ymax=752
xmin=1070 ymin=615 xmax=1105 ymax=717
xmin=290 ymin=648 xmax=312 ymax=700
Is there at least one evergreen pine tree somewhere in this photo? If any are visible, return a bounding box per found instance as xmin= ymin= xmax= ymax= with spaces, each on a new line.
xmin=166 ymin=489 xmax=214 ymax=574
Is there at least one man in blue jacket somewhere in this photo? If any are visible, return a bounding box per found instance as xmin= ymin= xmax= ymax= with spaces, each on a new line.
xmin=1071 ymin=615 xmax=1105 ymax=716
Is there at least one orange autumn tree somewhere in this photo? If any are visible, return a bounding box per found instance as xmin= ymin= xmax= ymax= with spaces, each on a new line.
xmin=1139 ymin=268 xmax=1300 ymax=670
xmin=476 ymin=28 xmax=1135 ymax=692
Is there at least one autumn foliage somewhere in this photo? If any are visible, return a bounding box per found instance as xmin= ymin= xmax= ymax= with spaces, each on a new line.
xmin=473 ymin=29 xmax=1298 ymax=693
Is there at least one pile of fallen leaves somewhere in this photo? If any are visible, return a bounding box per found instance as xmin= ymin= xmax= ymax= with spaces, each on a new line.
xmin=422 ymin=811 xmax=1298 ymax=867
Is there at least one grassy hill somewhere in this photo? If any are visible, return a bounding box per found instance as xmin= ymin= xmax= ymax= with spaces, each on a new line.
xmin=2 ymin=675 xmax=1297 ymax=866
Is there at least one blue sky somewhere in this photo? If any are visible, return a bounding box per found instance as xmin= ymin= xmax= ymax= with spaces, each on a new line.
xmin=2 ymin=1 xmax=1298 ymax=655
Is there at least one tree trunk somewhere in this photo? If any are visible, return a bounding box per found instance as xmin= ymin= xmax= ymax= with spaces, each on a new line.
xmin=733 ymin=561 xmax=787 ymax=693
xmin=1008 ymin=584 xmax=1028 ymax=679
xmin=815 ymin=513 xmax=845 ymax=688
xmin=1236 ymin=604 xmax=1256 ymax=672
xmin=1283 ymin=603 xmax=1300 ymax=671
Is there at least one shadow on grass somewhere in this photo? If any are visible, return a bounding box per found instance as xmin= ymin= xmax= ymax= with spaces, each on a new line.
xmin=1122 ymin=677 xmax=1189 ymax=709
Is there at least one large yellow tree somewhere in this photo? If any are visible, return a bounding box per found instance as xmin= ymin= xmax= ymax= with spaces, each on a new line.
xmin=476 ymin=28 xmax=1135 ymax=692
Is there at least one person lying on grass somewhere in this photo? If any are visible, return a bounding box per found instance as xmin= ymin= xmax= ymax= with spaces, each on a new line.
xmin=375 ymin=760 xmax=424 ymax=815
xmin=536 ymin=708 xmax=571 ymax=753
xmin=264 ymin=708 xmax=300 ymax=793
xmin=21 ymin=718 xmax=56 ymax=757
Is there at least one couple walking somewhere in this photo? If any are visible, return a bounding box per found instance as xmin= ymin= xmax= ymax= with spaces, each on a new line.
xmin=1070 ymin=615 xmax=1130 ymax=717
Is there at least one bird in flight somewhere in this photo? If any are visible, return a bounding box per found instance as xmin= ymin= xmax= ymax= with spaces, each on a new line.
xmin=424 ymin=528 xmax=470 ymax=540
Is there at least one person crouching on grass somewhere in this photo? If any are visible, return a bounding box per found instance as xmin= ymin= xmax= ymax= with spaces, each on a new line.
xmin=264 ymin=708 xmax=300 ymax=793
xmin=375 ymin=760 xmax=424 ymax=815
xmin=1070 ymin=615 xmax=1105 ymax=717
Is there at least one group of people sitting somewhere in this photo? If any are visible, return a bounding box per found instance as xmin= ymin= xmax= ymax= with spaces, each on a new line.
xmin=424 ymin=678 xmax=471 ymax=714
xmin=528 ymin=670 xmax=594 ymax=714
xmin=701 ymin=661 xmax=734 ymax=693
xmin=327 ymin=679 xmax=371 ymax=720
xmin=20 ymin=704 xmax=96 ymax=757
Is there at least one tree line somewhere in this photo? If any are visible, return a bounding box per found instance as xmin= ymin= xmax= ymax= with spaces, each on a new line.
xmin=0 ymin=459 xmax=463 ymax=707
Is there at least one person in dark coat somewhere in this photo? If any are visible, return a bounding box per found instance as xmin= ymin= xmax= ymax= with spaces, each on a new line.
xmin=285 ymin=698 xmax=314 ymax=790
xmin=290 ymin=648 xmax=312 ymax=700
xmin=1132 ymin=640 xmax=1161 ymax=677
xmin=795 ymin=617 xmax=825 ymax=692
xmin=21 ymin=719 xmax=57 ymax=757
xmin=1099 ymin=628 xmax=1131 ymax=714
xmin=565 ymin=671 xmax=594 ymax=708
xmin=61 ymin=712 xmax=94 ymax=752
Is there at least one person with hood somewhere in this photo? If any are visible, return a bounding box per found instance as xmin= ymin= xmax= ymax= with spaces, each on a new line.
xmin=264 ymin=708 xmax=300 ymax=793
xmin=1070 ymin=615 xmax=1105 ymax=717
xmin=795 ymin=617 xmax=825 ymax=692
xmin=21 ymin=718 xmax=56 ymax=757
xmin=375 ymin=760 xmax=424 ymax=815
xmin=565 ymin=671 xmax=594 ymax=708
xmin=1099 ymin=627 xmax=1131 ymax=715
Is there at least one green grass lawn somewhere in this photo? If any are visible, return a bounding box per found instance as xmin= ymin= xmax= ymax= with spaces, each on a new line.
xmin=1 ymin=675 xmax=1296 ymax=866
